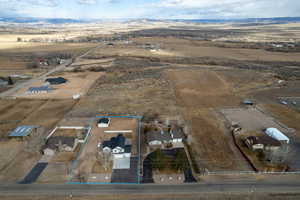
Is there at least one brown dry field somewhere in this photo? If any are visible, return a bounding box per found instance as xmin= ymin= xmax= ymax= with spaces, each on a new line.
xmin=167 ymin=69 xmax=250 ymax=171
xmin=0 ymin=99 xmax=76 ymax=136
xmin=132 ymin=37 xmax=300 ymax=62
xmin=0 ymin=43 xmax=97 ymax=70
xmin=89 ymin=43 xmax=176 ymax=59
xmin=0 ymin=43 xmax=97 ymax=54
xmin=15 ymin=72 xmax=104 ymax=99
xmin=263 ymin=104 xmax=300 ymax=139
xmin=69 ymin=75 xmax=178 ymax=118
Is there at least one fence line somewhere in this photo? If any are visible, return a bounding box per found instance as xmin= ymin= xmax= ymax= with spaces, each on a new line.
xmin=205 ymin=171 xmax=300 ymax=176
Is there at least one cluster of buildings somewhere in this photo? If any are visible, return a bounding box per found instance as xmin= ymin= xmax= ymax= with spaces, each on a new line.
xmin=26 ymin=77 xmax=67 ymax=94
xmin=244 ymin=128 xmax=289 ymax=152
xmin=146 ymin=126 xmax=184 ymax=147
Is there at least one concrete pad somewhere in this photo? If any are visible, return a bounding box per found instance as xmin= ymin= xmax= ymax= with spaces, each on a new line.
xmin=113 ymin=157 xmax=130 ymax=169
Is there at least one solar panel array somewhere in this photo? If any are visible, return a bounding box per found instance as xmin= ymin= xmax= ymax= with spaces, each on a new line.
xmin=9 ymin=125 xmax=37 ymax=137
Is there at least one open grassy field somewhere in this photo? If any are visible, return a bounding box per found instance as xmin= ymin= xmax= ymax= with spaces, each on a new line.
xmin=0 ymin=99 xmax=76 ymax=137
xmin=263 ymin=104 xmax=300 ymax=138
xmin=167 ymin=69 xmax=250 ymax=171
xmin=132 ymin=37 xmax=300 ymax=62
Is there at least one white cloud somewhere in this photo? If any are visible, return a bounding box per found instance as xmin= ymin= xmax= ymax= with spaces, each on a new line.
xmin=154 ymin=0 xmax=300 ymax=19
xmin=77 ymin=0 xmax=97 ymax=4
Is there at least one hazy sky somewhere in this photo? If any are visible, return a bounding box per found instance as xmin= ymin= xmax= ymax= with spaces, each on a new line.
xmin=0 ymin=0 xmax=299 ymax=19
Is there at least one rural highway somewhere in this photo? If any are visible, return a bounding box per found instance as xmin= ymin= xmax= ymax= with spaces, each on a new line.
xmin=0 ymin=44 xmax=102 ymax=98
xmin=0 ymin=181 xmax=300 ymax=196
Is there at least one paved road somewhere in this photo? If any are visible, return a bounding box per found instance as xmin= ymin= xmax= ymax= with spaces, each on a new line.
xmin=0 ymin=44 xmax=102 ymax=98
xmin=0 ymin=180 xmax=300 ymax=196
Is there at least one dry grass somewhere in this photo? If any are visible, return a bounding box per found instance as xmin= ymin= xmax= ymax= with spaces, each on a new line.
xmin=50 ymin=152 xmax=77 ymax=163
xmin=168 ymin=69 xmax=246 ymax=171
xmin=0 ymin=99 xmax=76 ymax=137
xmin=15 ymin=72 xmax=104 ymax=99
xmin=263 ymin=104 xmax=300 ymax=138
xmin=133 ymin=37 xmax=300 ymax=62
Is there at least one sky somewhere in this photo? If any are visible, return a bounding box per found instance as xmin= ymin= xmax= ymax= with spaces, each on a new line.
xmin=0 ymin=0 xmax=299 ymax=19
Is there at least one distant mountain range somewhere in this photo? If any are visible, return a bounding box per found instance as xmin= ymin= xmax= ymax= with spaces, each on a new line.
xmin=0 ymin=17 xmax=88 ymax=24
xmin=0 ymin=17 xmax=300 ymax=24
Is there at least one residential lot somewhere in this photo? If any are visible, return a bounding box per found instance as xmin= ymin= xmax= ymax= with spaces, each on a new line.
xmin=14 ymin=72 xmax=104 ymax=99
xmin=70 ymin=117 xmax=139 ymax=183
xmin=0 ymin=99 xmax=76 ymax=182
xmin=221 ymin=108 xmax=290 ymax=133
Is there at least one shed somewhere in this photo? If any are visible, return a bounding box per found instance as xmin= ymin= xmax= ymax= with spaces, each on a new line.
xmin=97 ymin=118 xmax=110 ymax=128
xmin=9 ymin=125 xmax=38 ymax=137
xmin=26 ymin=86 xmax=53 ymax=94
xmin=265 ymin=128 xmax=289 ymax=144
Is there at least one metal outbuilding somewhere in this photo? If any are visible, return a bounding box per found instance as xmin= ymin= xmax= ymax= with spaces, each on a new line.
xmin=265 ymin=128 xmax=290 ymax=144
xmin=9 ymin=125 xmax=38 ymax=137
xmin=27 ymin=86 xmax=53 ymax=94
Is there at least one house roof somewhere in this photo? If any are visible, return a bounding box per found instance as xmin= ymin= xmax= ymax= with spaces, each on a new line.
xmin=246 ymin=135 xmax=281 ymax=147
xmin=124 ymin=145 xmax=131 ymax=153
xmin=9 ymin=125 xmax=38 ymax=137
xmin=45 ymin=136 xmax=75 ymax=150
xmin=147 ymin=130 xmax=172 ymax=143
xmin=102 ymin=134 xmax=126 ymax=149
xmin=27 ymin=86 xmax=53 ymax=92
xmin=170 ymin=126 xmax=184 ymax=139
xmin=45 ymin=77 xmax=67 ymax=85
xmin=98 ymin=118 xmax=109 ymax=124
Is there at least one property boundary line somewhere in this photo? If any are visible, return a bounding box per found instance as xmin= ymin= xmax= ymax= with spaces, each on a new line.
xmin=67 ymin=115 xmax=142 ymax=185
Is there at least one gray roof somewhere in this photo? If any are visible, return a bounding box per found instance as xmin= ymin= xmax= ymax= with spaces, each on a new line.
xmin=45 ymin=136 xmax=75 ymax=150
xmin=246 ymin=135 xmax=281 ymax=147
xmin=27 ymin=86 xmax=53 ymax=92
xmin=45 ymin=77 xmax=67 ymax=85
xmin=170 ymin=127 xmax=184 ymax=139
xmin=124 ymin=145 xmax=131 ymax=153
xmin=147 ymin=130 xmax=172 ymax=143
xmin=9 ymin=125 xmax=38 ymax=137
xmin=102 ymin=134 xmax=126 ymax=149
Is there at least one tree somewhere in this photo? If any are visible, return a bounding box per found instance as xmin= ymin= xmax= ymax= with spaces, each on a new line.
xmin=7 ymin=76 xmax=14 ymax=85
xmin=173 ymin=150 xmax=189 ymax=172
xmin=151 ymin=149 xmax=169 ymax=171
xmin=17 ymin=37 xmax=22 ymax=42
